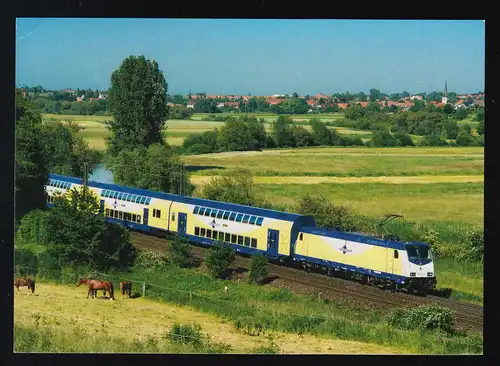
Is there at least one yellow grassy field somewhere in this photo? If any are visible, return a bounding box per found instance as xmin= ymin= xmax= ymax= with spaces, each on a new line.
xmin=13 ymin=282 xmax=403 ymax=354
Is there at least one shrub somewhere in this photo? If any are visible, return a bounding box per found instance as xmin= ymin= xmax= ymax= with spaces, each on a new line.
xmin=370 ymin=131 xmax=399 ymax=147
xmin=341 ymin=135 xmax=364 ymax=146
xmin=167 ymin=237 xmax=194 ymax=268
xmin=393 ymin=132 xmax=414 ymax=146
xmin=164 ymin=323 xmax=206 ymax=347
xmin=455 ymin=133 xmax=474 ymax=146
xmin=456 ymin=228 xmax=484 ymax=263
xmin=14 ymin=247 xmax=39 ymax=276
xmin=135 ymin=249 xmax=169 ymax=271
xmin=248 ymin=253 xmax=269 ymax=284
xmin=388 ymin=304 xmax=454 ymax=334
xmin=186 ymin=143 xmax=213 ymax=155
xmin=205 ymin=241 xmax=236 ymax=279
xmin=16 ymin=209 xmax=50 ymax=246
xmin=418 ymin=135 xmax=448 ymax=146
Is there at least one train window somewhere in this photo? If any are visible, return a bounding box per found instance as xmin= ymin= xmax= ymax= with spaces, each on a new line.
xmin=223 ymin=211 xmax=230 ymax=220
xmin=125 ymin=212 xmax=132 ymax=221
xmin=132 ymin=214 xmax=137 ymax=222
xmin=242 ymin=215 xmax=250 ymax=224
xmin=205 ymin=209 xmax=212 ymax=216
xmin=127 ymin=194 xmax=133 ymax=201
xmin=299 ymin=233 xmax=303 ymax=241
xmin=140 ymin=197 xmax=147 ymax=204
xmin=207 ymin=229 xmax=212 ymax=238
xmin=225 ymin=233 xmax=231 ymax=242
xmin=110 ymin=209 xmax=115 ymax=217
xmin=394 ymin=250 xmax=399 ymax=259
xmin=106 ymin=191 xmax=111 ymax=198
xmin=236 ymin=214 xmax=243 ymax=222
xmin=217 ymin=210 xmax=224 ymax=219
xmin=137 ymin=215 xmax=141 ymax=223
xmin=212 ymin=230 xmax=218 ymax=239
xmin=238 ymin=235 xmax=244 ymax=245
xmin=117 ymin=193 xmax=123 ymax=200
xmin=135 ymin=196 xmax=141 ymax=203
xmin=128 ymin=194 xmax=135 ymax=202
xmin=201 ymin=228 xmax=206 ymax=236
xmin=195 ymin=227 xmax=200 ymax=236
xmin=244 ymin=237 xmax=250 ymax=246
xmin=116 ymin=210 xmax=120 ymax=218
xmin=146 ymin=198 xmax=151 ymax=205
xmin=199 ymin=207 xmax=206 ymax=215
xmin=256 ymin=217 xmax=264 ymax=226
xmin=218 ymin=232 xmax=224 ymax=241
xmin=229 ymin=212 xmax=237 ymax=221
xmin=172 ymin=213 xmax=175 ymax=221
xmin=152 ymin=209 xmax=156 ymax=217
xmin=119 ymin=211 xmax=123 ymax=219
xmin=157 ymin=210 xmax=162 ymax=218
xmin=210 ymin=210 xmax=217 ymax=218
xmin=231 ymin=234 xmax=237 ymax=244
xmin=251 ymin=238 xmax=257 ymax=248
xmin=249 ymin=216 xmax=257 ymax=225
xmin=194 ymin=206 xmax=200 ymax=214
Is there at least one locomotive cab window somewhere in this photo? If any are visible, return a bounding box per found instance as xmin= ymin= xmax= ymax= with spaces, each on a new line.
xmin=394 ymin=250 xmax=399 ymax=259
xmin=299 ymin=233 xmax=303 ymax=241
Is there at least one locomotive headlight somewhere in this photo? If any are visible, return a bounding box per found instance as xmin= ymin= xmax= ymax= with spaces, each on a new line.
xmin=410 ymin=272 xmax=416 ymax=277
xmin=427 ymin=272 xmax=433 ymax=277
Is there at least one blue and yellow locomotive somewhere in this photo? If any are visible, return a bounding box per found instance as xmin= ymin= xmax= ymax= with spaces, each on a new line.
xmin=46 ymin=173 xmax=437 ymax=295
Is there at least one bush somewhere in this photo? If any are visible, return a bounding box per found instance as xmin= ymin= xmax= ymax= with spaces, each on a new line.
xmin=455 ymin=133 xmax=474 ymax=147
xmin=456 ymin=228 xmax=484 ymax=263
xmin=388 ymin=304 xmax=454 ymax=334
xmin=16 ymin=209 xmax=50 ymax=246
xmin=205 ymin=241 xmax=235 ymax=279
xmin=167 ymin=237 xmax=194 ymax=268
xmin=248 ymin=253 xmax=269 ymax=284
xmin=164 ymin=323 xmax=206 ymax=347
xmin=393 ymin=132 xmax=414 ymax=146
xmin=135 ymin=249 xmax=169 ymax=271
xmin=186 ymin=143 xmax=213 ymax=155
xmin=418 ymin=135 xmax=448 ymax=146
xmin=14 ymin=247 xmax=39 ymax=277
xmin=370 ymin=131 xmax=399 ymax=147
xmin=340 ymin=135 xmax=364 ymax=146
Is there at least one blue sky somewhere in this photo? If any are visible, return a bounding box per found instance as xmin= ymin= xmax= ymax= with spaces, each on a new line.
xmin=16 ymin=18 xmax=485 ymax=95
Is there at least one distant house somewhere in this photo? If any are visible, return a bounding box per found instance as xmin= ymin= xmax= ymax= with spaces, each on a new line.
xmin=88 ymin=97 xmax=100 ymax=102
xmin=267 ymin=98 xmax=283 ymax=105
xmin=217 ymin=102 xmax=225 ymax=108
xmin=225 ymin=102 xmax=240 ymax=109
xmin=187 ymin=101 xmax=196 ymax=108
xmin=98 ymin=92 xmax=107 ymax=100
xmin=358 ymin=102 xmax=369 ymax=108
xmin=62 ymin=89 xmax=77 ymax=95
xmin=410 ymin=95 xmax=423 ymax=100
xmin=474 ymin=99 xmax=485 ymax=108
xmin=76 ymin=95 xmax=85 ymax=102
xmin=337 ymin=103 xmax=348 ymax=109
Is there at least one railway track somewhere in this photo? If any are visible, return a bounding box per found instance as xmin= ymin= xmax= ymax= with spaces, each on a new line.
xmin=130 ymin=231 xmax=483 ymax=331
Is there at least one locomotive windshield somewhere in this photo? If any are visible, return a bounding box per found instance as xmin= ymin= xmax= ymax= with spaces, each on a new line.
xmin=406 ymin=245 xmax=432 ymax=260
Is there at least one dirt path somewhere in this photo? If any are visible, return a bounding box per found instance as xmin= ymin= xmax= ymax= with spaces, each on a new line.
xmin=14 ymin=282 xmax=405 ymax=354
xmin=189 ymin=175 xmax=484 ymax=186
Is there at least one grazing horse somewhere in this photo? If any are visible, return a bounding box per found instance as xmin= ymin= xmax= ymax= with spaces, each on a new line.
xmin=14 ymin=277 xmax=35 ymax=295
xmin=77 ymin=278 xmax=106 ymax=298
xmin=119 ymin=281 xmax=132 ymax=299
xmin=87 ymin=279 xmax=115 ymax=300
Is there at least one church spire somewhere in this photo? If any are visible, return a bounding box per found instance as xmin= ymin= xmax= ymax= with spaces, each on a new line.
xmin=442 ymin=81 xmax=448 ymax=104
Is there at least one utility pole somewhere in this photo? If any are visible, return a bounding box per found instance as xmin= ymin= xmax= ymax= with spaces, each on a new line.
xmin=83 ymin=162 xmax=89 ymax=186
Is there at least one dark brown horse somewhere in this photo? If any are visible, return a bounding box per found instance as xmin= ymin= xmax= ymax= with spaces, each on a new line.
xmin=119 ymin=281 xmax=132 ymax=299
xmin=14 ymin=277 xmax=35 ymax=295
xmin=77 ymin=278 xmax=106 ymax=298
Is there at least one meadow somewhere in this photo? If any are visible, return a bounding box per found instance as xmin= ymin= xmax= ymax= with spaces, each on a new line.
xmin=13 ymin=266 xmax=482 ymax=354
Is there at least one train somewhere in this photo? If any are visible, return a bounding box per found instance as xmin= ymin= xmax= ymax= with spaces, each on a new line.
xmin=45 ymin=173 xmax=437 ymax=295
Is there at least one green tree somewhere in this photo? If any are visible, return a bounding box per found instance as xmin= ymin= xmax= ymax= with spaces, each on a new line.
xmin=216 ymin=119 xmax=253 ymax=151
xmin=15 ymin=89 xmax=48 ymax=221
xmin=205 ymin=241 xmax=235 ymax=279
xmin=45 ymin=186 xmax=137 ymax=270
xmin=370 ymin=131 xmax=399 ymax=147
xmin=106 ymin=55 xmax=169 ymax=156
xmin=369 ymin=88 xmax=382 ymax=101
xmin=393 ymin=132 xmax=414 ymax=146
xmin=200 ymin=169 xmax=261 ymax=206
xmin=272 ymin=116 xmax=295 ymax=147
xmin=453 ymin=107 xmax=467 ymax=120
xmin=443 ymin=104 xmax=454 ymax=115
xmin=443 ymin=120 xmax=459 ymax=139
xmin=245 ymin=118 xmax=267 ymax=150
xmin=291 ymin=126 xmax=314 ymax=147
xmin=248 ymin=253 xmax=269 ymax=284
xmin=167 ymin=237 xmax=194 ymax=268
xmin=455 ymin=132 xmax=474 ymax=146
xmin=109 ymin=143 xmax=193 ymax=195
xmin=310 ymin=119 xmax=332 ymax=146
xmin=475 ymin=108 xmax=484 ymax=122
xmin=477 ymin=119 xmax=484 ymax=135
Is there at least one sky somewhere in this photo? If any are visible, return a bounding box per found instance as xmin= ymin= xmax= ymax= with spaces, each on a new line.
xmin=16 ymin=18 xmax=485 ymax=95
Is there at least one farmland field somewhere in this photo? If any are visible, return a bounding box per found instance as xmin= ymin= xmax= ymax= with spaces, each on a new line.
xmin=14 ymin=282 xmax=405 ymax=354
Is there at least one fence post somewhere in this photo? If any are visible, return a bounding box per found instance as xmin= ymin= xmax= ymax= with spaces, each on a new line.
xmin=142 ymin=282 xmax=146 ymax=298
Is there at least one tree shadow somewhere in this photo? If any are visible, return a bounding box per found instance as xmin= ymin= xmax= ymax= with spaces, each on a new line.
xmin=130 ymin=292 xmax=142 ymax=299
xmin=429 ymin=287 xmax=453 ymax=298
xmin=184 ymin=165 xmax=226 ymax=173
xmin=260 ymin=275 xmax=279 ymax=285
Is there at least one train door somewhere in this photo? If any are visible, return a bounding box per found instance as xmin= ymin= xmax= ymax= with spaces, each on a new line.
xmin=386 ymin=248 xmax=395 ymax=275
xmin=267 ymin=229 xmax=279 ymax=258
xmin=178 ymin=213 xmax=187 ymax=237
xmin=143 ymin=208 xmax=149 ymax=226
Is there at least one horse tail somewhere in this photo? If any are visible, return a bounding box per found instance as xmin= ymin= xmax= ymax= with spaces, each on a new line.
xmin=31 ymin=279 xmax=35 ymax=294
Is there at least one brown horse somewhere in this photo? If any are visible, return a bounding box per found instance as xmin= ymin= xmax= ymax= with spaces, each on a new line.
xmin=119 ymin=281 xmax=132 ymax=299
xmin=77 ymin=278 xmax=107 ymax=298
xmin=14 ymin=277 xmax=35 ymax=295
xmin=86 ymin=279 xmax=115 ymax=300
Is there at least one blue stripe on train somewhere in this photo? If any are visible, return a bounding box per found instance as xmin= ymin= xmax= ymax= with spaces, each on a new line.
xmin=293 ymin=254 xmax=408 ymax=284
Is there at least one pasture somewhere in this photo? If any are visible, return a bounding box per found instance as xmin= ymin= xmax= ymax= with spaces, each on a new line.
xmin=14 ymin=282 xmax=404 ymax=354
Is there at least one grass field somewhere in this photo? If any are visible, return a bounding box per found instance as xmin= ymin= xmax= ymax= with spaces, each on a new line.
xmin=14 ymin=282 xmax=403 ymax=354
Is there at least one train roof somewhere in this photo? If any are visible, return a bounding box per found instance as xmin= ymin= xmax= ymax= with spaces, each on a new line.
xmin=48 ymin=174 xmax=314 ymax=223
xmin=300 ymin=226 xmax=415 ymax=250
